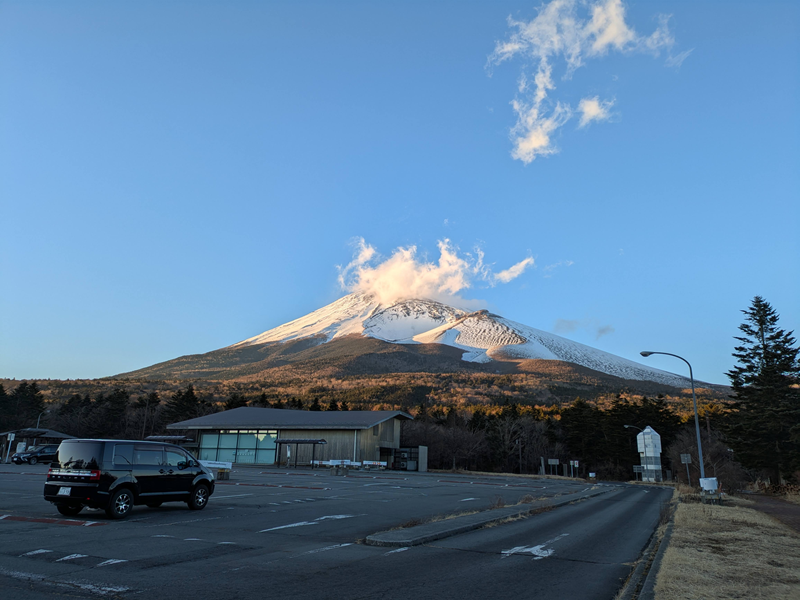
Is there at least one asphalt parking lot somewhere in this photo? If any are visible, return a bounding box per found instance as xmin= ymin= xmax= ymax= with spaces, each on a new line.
xmin=0 ymin=464 xmax=670 ymax=599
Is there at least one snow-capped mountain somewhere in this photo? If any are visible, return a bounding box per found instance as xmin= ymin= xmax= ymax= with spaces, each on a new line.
xmin=232 ymin=294 xmax=692 ymax=387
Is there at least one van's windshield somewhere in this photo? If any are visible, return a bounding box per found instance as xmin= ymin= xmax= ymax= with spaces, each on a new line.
xmin=54 ymin=441 xmax=103 ymax=470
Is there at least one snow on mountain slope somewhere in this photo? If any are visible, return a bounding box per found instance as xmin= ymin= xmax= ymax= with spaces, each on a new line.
xmin=233 ymin=294 xmax=464 ymax=347
xmin=231 ymin=293 xmax=692 ymax=386
xmin=232 ymin=293 xmax=381 ymax=346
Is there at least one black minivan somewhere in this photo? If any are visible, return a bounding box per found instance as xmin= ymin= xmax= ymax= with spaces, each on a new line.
xmin=44 ymin=439 xmax=215 ymax=519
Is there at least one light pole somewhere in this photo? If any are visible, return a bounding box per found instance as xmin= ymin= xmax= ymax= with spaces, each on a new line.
xmin=36 ymin=410 xmax=48 ymax=429
xmin=624 ymin=424 xmax=644 ymax=481
xmin=641 ymin=351 xmax=705 ymax=480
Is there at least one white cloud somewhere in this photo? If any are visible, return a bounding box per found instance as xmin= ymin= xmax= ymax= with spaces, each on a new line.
xmin=494 ymin=257 xmax=535 ymax=284
xmin=665 ymin=48 xmax=693 ymax=68
xmin=488 ymin=0 xmax=681 ymax=163
xmin=578 ymin=96 xmax=614 ymax=128
xmin=338 ymin=238 xmax=533 ymax=306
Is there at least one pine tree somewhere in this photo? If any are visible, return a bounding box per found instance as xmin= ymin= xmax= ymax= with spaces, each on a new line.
xmin=326 ymin=398 xmax=339 ymax=411
xmin=726 ymin=296 xmax=800 ymax=482
xmin=163 ymin=385 xmax=200 ymax=424
xmin=224 ymin=392 xmax=248 ymax=411
xmin=309 ymin=397 xmax=322 ymax=411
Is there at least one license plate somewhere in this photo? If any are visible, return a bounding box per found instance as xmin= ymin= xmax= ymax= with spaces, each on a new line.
xmin=57 ymin=487 xmax=71 ymax=496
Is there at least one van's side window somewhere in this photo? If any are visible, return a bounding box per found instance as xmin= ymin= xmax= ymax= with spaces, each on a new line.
xmin=113 ymin=444 xmax=134 ymax=466
xmin=134 ymin=445 xmax=164 ymax=466
xmin=165 ymin=449 xmax=188 ymax=468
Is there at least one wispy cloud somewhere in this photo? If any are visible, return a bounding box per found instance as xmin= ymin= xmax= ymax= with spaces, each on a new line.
xmin=553 ymin=318 xmax=615 ymax=340
xmin=543 ymin=259 xmax=575 ymax=277
xmin=337 ymin=238 xmax=534 ymax=307
xmin=596 ymin=325 xmax=615 ymax=339
xmin=665 ymin=48 xmax=693 ymax=68
xmin=488 ymin=0 xmax=683 ymax=163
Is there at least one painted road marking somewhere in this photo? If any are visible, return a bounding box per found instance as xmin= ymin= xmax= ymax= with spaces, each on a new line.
xmin=298 ymin=543 xmax=353 ymax=556
xmin=152 ymin=534 xmax=174 ymax=538
xmin=383 ymin=547 xmax=409 ymax=555
xmin=212 ymin=493 xmax=254 ymax=499
xmin=261 ymin=521 xmax=316 ymax=532
xmin=460 ymin=498 xmax=478 ymax=502
xmin=502 ymin=534 xmax=569 ymax=560
xmin=96 ymin=559 xmax=128 ymax=567
xmin=20 ymin=549 xmax=53 ymax=556
xmin=260 ymin=514 xmax=360 ymax=532
xmin=184 ymin=538 xmax=203 ymax=541
xmin=56 ymin=554 xmax=89 ymax=562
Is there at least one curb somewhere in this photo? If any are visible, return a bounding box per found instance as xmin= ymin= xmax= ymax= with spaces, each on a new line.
xmin=617 ymin=490 xmax=676 ymax=600
xmin=365 ymin=487 xmax=613 ymax=547
xmin=639 ymin=520 xmax=674 ymax=600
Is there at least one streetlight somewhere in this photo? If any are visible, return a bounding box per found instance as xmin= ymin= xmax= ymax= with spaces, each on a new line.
xmin=624 ymin=424 xmax=644 ymax=481
xmin=640 ymin=351 xmax=705 ymax=480
xmin=36 ymin=410 xmax=48 ymax=429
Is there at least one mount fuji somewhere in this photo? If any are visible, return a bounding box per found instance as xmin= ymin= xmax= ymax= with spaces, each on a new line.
xmin=119 ymin=294 xmax=698 ymax=388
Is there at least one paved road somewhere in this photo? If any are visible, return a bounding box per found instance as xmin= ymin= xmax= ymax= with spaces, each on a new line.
xmin=0 ymin=466 xmax=670 ymax=599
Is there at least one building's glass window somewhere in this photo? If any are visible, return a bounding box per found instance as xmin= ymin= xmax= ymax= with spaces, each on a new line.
xmin=199 ymin=433 xmax=219 ymax=461
xmin=198 ymin=430 xmax=278 ymax=465
xmin=256 ymin=431 xmax=277 ymax=464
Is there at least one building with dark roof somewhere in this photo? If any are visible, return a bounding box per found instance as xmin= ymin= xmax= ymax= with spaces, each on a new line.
xmin=167 ymin=407 xmax=412 ymax=466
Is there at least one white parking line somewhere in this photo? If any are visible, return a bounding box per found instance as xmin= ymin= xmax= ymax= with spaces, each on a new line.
xmin=298 ymin=543 xmax=353 ymax=556
xmin=96 ymin=559 xmax=128 ymax=567
xmin=259 ymin=514 xmax=361 ymax=532
xmin=383 ymin=547 xmax=409 ymax=555
xmin=213 ymin=493 xmax=254 ymax=499
xmin=20 ymin=549 xmax=53 ymax=556
xmin=260 ymin=521 xmax=316 ymax=532
xmin=56 ymin=554 xmax=88 ymax=562
xmin=460 ymin=498 xmax=479 ymax=502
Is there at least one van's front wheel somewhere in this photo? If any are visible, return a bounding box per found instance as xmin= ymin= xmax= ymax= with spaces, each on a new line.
xmin=188 ymin=484 xmax=209 ymax=510
xmin=106 ymin=488 xmax=134 ymax=519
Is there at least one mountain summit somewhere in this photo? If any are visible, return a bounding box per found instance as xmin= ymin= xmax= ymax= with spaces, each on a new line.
xmin=220 ymin=294 xmax=689 ymax=387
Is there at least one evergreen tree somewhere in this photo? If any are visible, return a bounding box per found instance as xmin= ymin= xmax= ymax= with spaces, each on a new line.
xmin=340 ymin=400 xmax=349 ymax=411
xmin=256 ymin=392 xmax=272 ymax=408
xmin=163 ymin=385 xmax=200 ymax=424
xmin=273 ymin=398 xmax=285 ymax=409
xmin=8 ymin=382 xmax=46 ymax=429
xmin=726 ymin=296 xmax=800 ymax=481
xmin=224 ymin=392 xmax=248 ymax=411
xmin=309 ymin=397 xmax=322 ymax=411
xmin=326 ymin=398 xmax=339 ymax=411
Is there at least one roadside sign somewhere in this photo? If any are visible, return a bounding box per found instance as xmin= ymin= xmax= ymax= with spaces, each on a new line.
xmin=680 ymin=453 xmax=691 ymax=464
xmin=547 ymin=458 xmax=559 ymax=465
xmin=7 ymin=433 xmax=14 ymax=442
xmin=573 ymin=460 xmax=579 ymax=467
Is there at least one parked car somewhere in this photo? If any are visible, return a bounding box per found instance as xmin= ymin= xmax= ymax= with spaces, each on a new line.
xmin=12 ymin=444 xmax=61 ymax=465
xmin=43 ymin=439 xmax=215 ymax=519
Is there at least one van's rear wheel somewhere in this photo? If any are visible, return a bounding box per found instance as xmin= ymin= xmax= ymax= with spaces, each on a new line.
xmin=188 ymin=484 xmax=209 ymax=510
xmin=106 ymin=488 xmax=133 ymax=519
xmin=57 ymin=504 xmax=83 ymax=516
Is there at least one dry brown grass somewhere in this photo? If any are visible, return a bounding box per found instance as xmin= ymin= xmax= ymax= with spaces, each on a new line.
xmin=655 ymin=497 xmax=800 ymax=599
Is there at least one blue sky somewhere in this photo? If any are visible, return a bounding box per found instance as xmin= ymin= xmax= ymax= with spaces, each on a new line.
xmin=1 ymin=0 xmax=798 ymax=385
